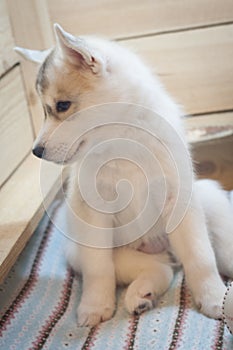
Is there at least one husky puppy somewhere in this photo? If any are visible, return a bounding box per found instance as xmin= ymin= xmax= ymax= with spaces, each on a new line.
xmin=16 ymin=24 xmax=233 ymax=327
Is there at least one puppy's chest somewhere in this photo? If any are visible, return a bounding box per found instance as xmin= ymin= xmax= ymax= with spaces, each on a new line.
xmin=69 ymin=158 xmax=172 ymax=236
xmin=80 ymin=159 xmax=165 ymax=215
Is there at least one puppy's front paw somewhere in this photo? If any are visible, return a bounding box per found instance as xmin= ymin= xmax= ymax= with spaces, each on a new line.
xmin=125 ymin=279 xmax=157 ymax=315
xmin=195 ymin=286 xmax=226 ymax=319
xmin=77 ymin=301 xmax=115 ymax=327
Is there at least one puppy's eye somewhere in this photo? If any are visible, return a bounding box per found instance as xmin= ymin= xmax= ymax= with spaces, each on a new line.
xmin=56 ymin=101 xmax=71 ymax=113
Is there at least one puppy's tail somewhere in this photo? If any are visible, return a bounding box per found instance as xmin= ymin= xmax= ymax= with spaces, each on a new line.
xmin=195 ymin=179 xmax=232 ymax=232
xmin=195 ymin=179 xmax=233 ymax=276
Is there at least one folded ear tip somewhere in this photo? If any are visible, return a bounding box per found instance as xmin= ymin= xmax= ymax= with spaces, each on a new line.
xmin=14 ymin=46 xmax=22 ymax=52
xmin=14 ymin=47 xmax=26 ymax=57
xmin=54 ymin=23 xmax=64 ymax=34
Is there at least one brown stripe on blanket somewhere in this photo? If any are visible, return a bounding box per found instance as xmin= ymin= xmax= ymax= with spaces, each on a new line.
xmin=29 ymin=268 xmax=74 ymax=350
xmin=81 ymin=325 xmax=100 ymax=350
xmin=124 ymin=314 xmax=140 ymax=349
xmin=168 ymin=276 xmax=187 ymax=349
xmin=0 ymin=213 xmax=56 ymax=336
xmin=212 ymin=320 xmax=225 ymax=350
xmin=212 ymin=277 xmax=229 ymax=350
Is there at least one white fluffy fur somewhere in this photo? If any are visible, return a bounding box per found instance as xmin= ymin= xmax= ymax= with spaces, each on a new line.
xmin=17 ymin=24 xmax=233 ymax=327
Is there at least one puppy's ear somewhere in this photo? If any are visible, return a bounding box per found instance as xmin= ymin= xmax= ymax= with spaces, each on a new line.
xmin=14 ymin=47 xmax=51 ymax=64
xmin=54 ymin=23 xmax=105 ymax=74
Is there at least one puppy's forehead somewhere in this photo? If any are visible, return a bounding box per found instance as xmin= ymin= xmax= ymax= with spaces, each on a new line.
xmin=35 ymin=47 xmax=97 ymax=103
xmin=36 ymin=49 xmax=55 ymax=94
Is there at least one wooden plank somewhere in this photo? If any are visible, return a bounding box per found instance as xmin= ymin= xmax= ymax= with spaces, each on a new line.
xmin=0 ymin=155 xmax=66 ymax=283
xmin=122 ymin=25 xmax=233 ymax=115
xmin=192 ymin=135 xmax=233 ymax=190
xmin=0 ymin=66 xmax=34 ymax=187
xmin=184 ymin=113 xmax=233 ymax=143
xmin=47 ymin=0 xmax=233 ymax=39
xmin=0 ymin=0 xmax=18 ymax=76
xmin=0 ymin=1 xmax=64 ymax=282
xmin=185 ymin=112 xmax=233 ymax=190
xmin=7 ymin=0 xmax=54 ymax=135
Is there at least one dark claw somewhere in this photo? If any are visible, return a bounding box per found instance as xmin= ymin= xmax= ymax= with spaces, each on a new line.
xmin=138 ymin=303 xmax=147 ymax=310
xmin=133 ymin=303 xmax=147 ymax=315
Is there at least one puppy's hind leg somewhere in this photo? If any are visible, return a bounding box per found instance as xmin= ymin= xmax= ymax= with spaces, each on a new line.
xmin=196 ymin=180 xmax=233 ymax=278
xmin=114 ymin=248 xmax=173 ymax=315
xmin=168 ymin=188 xmax=227 ymax=319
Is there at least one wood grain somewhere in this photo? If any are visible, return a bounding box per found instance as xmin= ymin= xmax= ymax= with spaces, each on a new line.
xmin=185 ymin=112 xmax=233 ymax=190
xmin=0 ymin=155 xmax=67 ymax=283
xmin=47 ymin=0 xmax=233 ymax=39
xmin=0 ymin=66 xmax=33 ymax=187
xmin=184 ymin=113 xmax=233 ymax=142
xmin=122 ymin=25 xmax=233 ymax=115
xmin=0 ymin=0 xmax=18 ymax=76
xmin=7 ymin=0 xmax=54 ymax=135
xmin=192 ymin=135 xmax=233 ymax=190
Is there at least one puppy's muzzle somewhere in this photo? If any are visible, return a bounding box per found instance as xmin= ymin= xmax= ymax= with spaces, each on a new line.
xmin=32 ymin=146 xmax=45 ymax=159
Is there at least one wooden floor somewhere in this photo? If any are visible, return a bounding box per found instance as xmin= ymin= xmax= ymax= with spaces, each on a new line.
xmin=1 ymin=0 xmax=233 ymax=283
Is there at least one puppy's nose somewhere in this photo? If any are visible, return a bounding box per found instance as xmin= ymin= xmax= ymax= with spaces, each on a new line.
xmin=32 ymin=146 xmax=45 ymax=159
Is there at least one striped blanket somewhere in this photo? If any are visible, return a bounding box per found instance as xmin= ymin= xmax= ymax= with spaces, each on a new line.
xmin=0 ymin=203 xmax=233 ymax=350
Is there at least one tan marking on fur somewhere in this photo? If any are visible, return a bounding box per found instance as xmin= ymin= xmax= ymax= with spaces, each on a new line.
xmin=38 ymin=56 xmax=99 ymax=121
xmin=36 ymin=49 xmax=55 ymax=93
